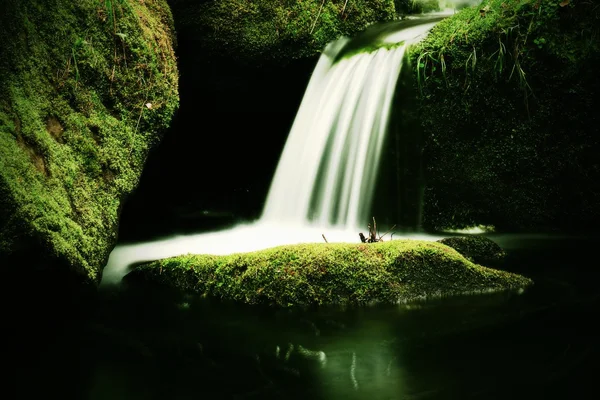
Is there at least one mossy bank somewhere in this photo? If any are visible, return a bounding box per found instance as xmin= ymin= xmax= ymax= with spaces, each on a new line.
xmin=0 ymin=0 xmax=179 ymax=283
xmin=167 ymin=0 xmax=398 ymax=64
xmin=126 ymin=240 xmax=532 ymax=307
xmin=409 ymin=0 xmax=600 ymax=232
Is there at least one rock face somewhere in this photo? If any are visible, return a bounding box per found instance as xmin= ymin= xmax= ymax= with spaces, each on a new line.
xmin=0 ymin=0 xmax=179 ymax=284
xmin=437 ymin=236 xmax=506 ymax=268
xmin=167 ymin=0 xmax=397 ymax=64
xmin=125 ymin=240 xmax=533 ymax=307
xmin=409 ymin=0 xmax=600 ymax=233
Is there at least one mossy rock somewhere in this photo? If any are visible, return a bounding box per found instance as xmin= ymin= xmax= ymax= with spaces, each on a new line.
xmin=394 ymin=0 xmax=440 ymax=15
xmin=168 ymin=0 xmax=397 ymax=64
xmin=0 ymin=0 xmax=179 ymax=283
xmin=437 ymin=236 xmax=506 ymax=268
xmin=125 ymin=239 xmax=533 ymax=307
xmin=409 ymin=0 xmax=600 ymax=232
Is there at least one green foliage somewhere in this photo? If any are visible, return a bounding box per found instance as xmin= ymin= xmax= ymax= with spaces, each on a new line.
xmin=407 ymin=0 xmax=600 ymax=232
xmin=395 ymin=0 xmax=441 ymax=14
xmin=169 ymin=0 xmax=397 ymax=63
xmin=127 ymin=240 xmax=532 ymax=307
xmin=0 ymin=0 xmax=179 ymax=281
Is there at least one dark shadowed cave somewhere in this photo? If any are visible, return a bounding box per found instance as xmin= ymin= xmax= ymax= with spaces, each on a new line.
xmin=117 ymin=37 xmax=319 ymax=242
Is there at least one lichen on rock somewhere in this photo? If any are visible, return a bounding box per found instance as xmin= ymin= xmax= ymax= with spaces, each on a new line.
xmin=0 ymin=0 xmax=179 ymax=283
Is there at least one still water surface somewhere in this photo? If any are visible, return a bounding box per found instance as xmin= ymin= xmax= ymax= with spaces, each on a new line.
xmin=15 ymin=235 xmax=598 ymax=400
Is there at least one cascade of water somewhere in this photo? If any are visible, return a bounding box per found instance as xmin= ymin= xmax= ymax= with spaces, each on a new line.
xmin=101 ymin=18 xmax=444 ymax=285
xmin=260 ymin=21 xmax=439 ymax=231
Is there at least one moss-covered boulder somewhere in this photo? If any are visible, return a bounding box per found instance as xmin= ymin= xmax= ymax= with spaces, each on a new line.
xmin=409 ymin=0 xmax=600 ymax=232
xmin=437 ymin=236 xmax=506 ymax=268
xmin=395 ymin=0 xmax=441 ymax=15
xmin=167 ymin=0 xmax=397 ymax=63
xmin=125 ymin=240 xmax=532 ymax=307
xmin=0 ymin=0 xmax=179 ymax=284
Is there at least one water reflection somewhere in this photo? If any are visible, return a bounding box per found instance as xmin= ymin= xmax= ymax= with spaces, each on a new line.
xmin=87 ymin=267 xmax=595 ymax=400
xmin=15 ymin=236 xmax=599 ymax=400
xmin=92 ymin=283 xmax=415 ymax=399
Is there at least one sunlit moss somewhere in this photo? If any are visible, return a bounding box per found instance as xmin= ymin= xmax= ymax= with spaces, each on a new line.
xmin=126 ymin=240 xmax=532 ymax=307
xmin=0 ymin=0 xmax=179 ymax=282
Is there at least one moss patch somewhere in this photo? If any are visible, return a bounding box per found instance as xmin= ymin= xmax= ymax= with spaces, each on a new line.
xmin=395 ymin=0 xmax=441 ymax=15
xmin=437 ymin=236 xmax=506 ymax=268
xmin=168 ymin=0 xmax=397 ymax=64
xmin=0 ymin=0 xmax=179 ymax=282
xmin=126 ymin=239 xmax=532 ymax=307
xmin=408 ymin=0 xmax=600 ymax=232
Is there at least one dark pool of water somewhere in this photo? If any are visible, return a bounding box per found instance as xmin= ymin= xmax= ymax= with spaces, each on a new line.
xmin=10 ymin=235 xmax=599 ymax=400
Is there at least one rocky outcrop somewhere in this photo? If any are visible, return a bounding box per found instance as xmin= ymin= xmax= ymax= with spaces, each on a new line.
xmin=167 ymin=0 xmax=397 ymax=64
xmin=409 ymin=0 xmax=600 ymax=233
xmin=437 ymin=236 xmax=506 ymax=268
xmin=125 ymin=240 xmax=532 ymax=307
xmin=0 ymin=0 xmax=179 ymax=284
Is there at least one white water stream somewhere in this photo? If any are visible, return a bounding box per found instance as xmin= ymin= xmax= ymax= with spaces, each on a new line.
xmin=261 ymin=39 xmax=406 ymax=227
xmin=101 ymin=20 xmax=443 ymax=285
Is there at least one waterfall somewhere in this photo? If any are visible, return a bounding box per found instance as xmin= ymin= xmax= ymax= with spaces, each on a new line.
xmin=101 ymin=18 xmax=444 ymax=285
xmin=260 ymin=42 xmax=405 ymax=229
xmin=260 ymin=21 xmax=440 ymax=230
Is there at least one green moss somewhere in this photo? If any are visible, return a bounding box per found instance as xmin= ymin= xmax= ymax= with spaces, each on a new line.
xmin=126 ymin=239 xmax=532 ymax=307
xmin=0 ymin=0 xmax=179 ymax=282
xmin=168 ymin=0 xmax=397 ymax=64
xmin=437 ymin=235 xmax=506 ymax=267
xmin=395 ymin=0 xmax=441 ymax=15
xmin=336 ymin=40 xmax=406 ymax=62
xmin=408 ymin=0 xmax=600 ymax=232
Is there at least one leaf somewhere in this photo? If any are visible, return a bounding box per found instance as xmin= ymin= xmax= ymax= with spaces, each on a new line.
xmin=559 ymin=0 xmax=570 ymax=7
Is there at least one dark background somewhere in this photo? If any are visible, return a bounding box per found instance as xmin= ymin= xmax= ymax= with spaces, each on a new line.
xmin=117 ymin=38 xmax=319 ymax=242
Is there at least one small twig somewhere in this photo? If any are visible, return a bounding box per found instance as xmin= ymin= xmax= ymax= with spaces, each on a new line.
xmin=379 ymin=224 xmax=396 ymax=240
xmin=368 ymin=223 xmax=376 ymax=242
xmin=134 ymin=100 xmax=146 ymax=135
xmin=129 ymin=99 xmax=147 ymax=157
xmin=373 ymin=217 xmax=377 ymax=238
xmin=310 ymin=0 xmax=326 ymax=34
xmin=341 ymin=0 xmax=350 ymax=16
xmin=322 ymin=234 xmax=328 ymax=243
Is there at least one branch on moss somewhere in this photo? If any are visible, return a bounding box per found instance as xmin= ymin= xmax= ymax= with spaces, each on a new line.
xmin=309 ymin=0 xmax=327 ymax=35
